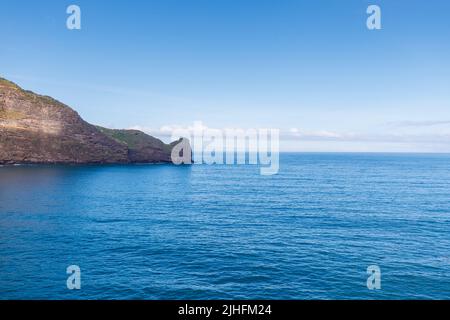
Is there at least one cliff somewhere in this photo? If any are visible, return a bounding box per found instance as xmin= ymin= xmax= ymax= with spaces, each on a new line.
xmin=0 ymin=77 xmax=183 ymax=165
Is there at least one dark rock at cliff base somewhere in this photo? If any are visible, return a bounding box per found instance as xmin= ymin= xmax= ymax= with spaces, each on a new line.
xmin=0 ymin=77 xmax=183 ymax=165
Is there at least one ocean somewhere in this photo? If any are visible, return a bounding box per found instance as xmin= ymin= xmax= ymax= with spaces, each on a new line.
xmin=0 ymin=153 xmax=449 ymax=299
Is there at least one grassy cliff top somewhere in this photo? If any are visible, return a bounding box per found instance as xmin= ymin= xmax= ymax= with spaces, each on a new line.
xmin=0 ymin=77 xmax=70 ymax=110
xmin=0 ymin=77 xmax=20 ymax=89
xmin=96 ymin=126 xmax=171 ymax=152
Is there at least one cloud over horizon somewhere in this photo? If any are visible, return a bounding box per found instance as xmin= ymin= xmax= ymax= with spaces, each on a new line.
xmin=129 ymin=122 xmax=450 ymax=153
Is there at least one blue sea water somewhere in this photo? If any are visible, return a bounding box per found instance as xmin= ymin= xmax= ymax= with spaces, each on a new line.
xmin=0 ymin=153 xmax=449 ymax=300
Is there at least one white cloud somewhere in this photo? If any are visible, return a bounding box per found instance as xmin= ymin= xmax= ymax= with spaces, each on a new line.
xmin=389 ymin=120 xmax=450 ymax=128
xmin=129 ymin=122 xmax=450 ymax=153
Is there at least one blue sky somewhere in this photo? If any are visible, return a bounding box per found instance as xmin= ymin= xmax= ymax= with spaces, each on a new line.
xmin=1 ymin=0 xmax=450 ymax=151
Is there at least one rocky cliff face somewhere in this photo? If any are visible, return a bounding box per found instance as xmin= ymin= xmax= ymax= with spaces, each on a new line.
xmin=0 ymin=77 xmax=181 ymax=165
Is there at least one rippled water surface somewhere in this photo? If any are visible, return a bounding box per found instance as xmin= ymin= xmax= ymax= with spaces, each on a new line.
xmin=1 ymin=153 xmax=450 ymax=299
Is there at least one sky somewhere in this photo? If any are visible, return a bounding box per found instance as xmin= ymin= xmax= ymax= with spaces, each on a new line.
xmin=1 ymin=0 xmax=450 ymax=152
